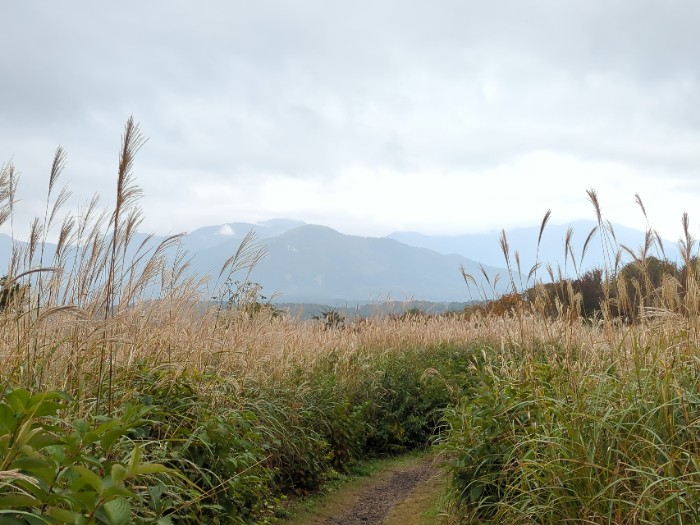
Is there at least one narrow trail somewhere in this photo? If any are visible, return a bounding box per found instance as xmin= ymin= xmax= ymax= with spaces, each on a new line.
xmin=326 ymin=460 xmax=437 ymax=525
xmin=283 ymin=455 xmax=446 ymax=525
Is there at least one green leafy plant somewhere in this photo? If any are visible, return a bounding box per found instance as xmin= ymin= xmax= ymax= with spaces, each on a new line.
xmin=123 ymin=368 xmax=276 ymax=524
xmin=0 ymin=388 xmax=174 ymax=525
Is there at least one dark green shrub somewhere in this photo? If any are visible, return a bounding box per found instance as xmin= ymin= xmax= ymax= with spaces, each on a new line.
xmin=359 ymin=346 xmax=475 ymax=455
xmin=244 ymin=344 xmax=478 ymax=496
xmin=441 ymin=352 xmax=700 ymax=524
xmin=0 ymin=388 xmax=173 ymax=524
xmin=126 ymin=369 xmax=275 ymax=524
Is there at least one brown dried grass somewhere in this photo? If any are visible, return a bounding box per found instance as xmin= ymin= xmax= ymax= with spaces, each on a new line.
xmin=1 ymin=119 xmax=699 ymax=412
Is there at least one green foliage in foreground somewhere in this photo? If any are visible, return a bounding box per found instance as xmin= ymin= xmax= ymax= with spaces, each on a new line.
xmin=441 ymin=347 xmax=700 ymax=524
xmin=8 ymin=341 xmax=700 ymax=524
xmin=1 ymin=344 xmax=478 ymax=524
xmin=0 ymin=389 xmax=174 ymax=525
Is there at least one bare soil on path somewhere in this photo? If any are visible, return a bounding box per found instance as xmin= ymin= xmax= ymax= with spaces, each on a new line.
xmin=282 ymin=455 xmax=447 ymax=525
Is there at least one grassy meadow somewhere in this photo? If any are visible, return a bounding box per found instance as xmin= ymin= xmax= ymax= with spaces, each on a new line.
xmin=2 ymin=120 xmax=700 ymax=524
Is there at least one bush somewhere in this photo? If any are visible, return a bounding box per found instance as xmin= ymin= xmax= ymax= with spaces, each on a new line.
xmin=441 ymin=351 xmax=700 ymax=524
xmin=125 ymin=368 xmax=275 ymax=524
xmin=0 ymin=388 xmax=173 ymax=524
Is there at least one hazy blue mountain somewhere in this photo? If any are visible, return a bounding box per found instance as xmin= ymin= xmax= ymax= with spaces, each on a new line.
xmin=388 ymin=221 xmax=681 ymax=278
xmin=191 ymin=224 xmax=509 ymax=303
xmin=182 ymin=218 xmax=304 ymax=253
xmin=1 ymin=217 xmax=682 ymax=305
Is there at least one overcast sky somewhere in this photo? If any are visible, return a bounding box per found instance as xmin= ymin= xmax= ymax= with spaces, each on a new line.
xmin=2 ymin=1 xmax=699 ymax=241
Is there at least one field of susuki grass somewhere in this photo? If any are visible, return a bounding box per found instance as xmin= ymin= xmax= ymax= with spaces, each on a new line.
xmin=2 ymin=120 xmax=700 ymax=523
xmin=442 ymin=196 xmax=700 ymax=523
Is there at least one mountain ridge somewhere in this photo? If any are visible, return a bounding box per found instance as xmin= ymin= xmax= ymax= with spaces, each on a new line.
xmin=387 ymin=220 xmax=680 ymax=274
xmin=0 ymin=218 xmax=678 ymax=304
xmin=189 ymin=223 xmax=511 ymax=303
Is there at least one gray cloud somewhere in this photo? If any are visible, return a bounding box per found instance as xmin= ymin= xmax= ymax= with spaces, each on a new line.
xmin=1 ymin=1 xmax=699 ymax=237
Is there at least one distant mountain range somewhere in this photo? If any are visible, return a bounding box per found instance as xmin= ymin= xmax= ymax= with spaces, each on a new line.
xmin=0 ymin=218 xmax=680 ymax=304
xmin=186 ymin=221 xmax=509 ymax=303
xmin=389 ymin=221 xmax=681 ymax=277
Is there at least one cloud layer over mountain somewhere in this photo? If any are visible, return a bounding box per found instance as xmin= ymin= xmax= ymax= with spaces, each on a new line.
xmin=2 ymin=1 xmax=699 ymax=240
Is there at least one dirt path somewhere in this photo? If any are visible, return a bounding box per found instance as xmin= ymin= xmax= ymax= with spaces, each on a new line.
xmin=282 ymin=455 xmax=446 ymax=525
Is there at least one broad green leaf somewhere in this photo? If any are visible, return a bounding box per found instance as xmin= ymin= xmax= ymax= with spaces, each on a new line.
xmin=126 ymin=445 xmax=141 ymax=473
xmin=0 ymin=509 xmax=52 ymax=525
xmin=93 ymin=419 xmax=118 ymax=436
xmin=5 ymin=389 xmax=31 ymax=414
xmin=26 ymin=430 xmax=61 ymax=450
xmin=121 ymin=404 xmax=150 ymax=421
xmin=0 ymin=404 xmax=17 ymax=433
xmin=45 ymin=505 xmax=84 ymax=523
xmin=9 ymin=455 xmax=53 ymax=472
xmin=71 ymin=465 xmax=104 ymax=495
xmin=70 ymin=488 xmax=100 ymax=510
xmin=0 ymin=514 xmax=27 ymax=525
xmin=110 ymin=464 xmax=128 ymax=485
xmin=97 ymin=496 xmax=131 ymax=525
xmin=26 ymin=515 xmax=52 ymax=525
xmin=28 ymin=401 xmax=64 ymax=418
xmin=71 ymin=418 xmax=90 ymax=435
xmin=148 ymin=482 xmax=165 ymax=508
xmin=101 ymin=486 xmax=134 ymax=501
xmin=0 ymin=494 xmax=41 ymax=508
xmin=81 ymin=430 xmax=100 ymax=446
xmin=13 ymin=478 xmax=49 ymax=502
xmin=100 ymin=427 xmax=127 ymax=453
xmin=13 ymin=423 xmax=44 ymax=449
xmin=27 ymin=391 xmax=71 ymax=409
